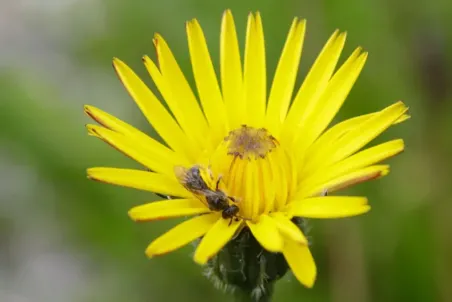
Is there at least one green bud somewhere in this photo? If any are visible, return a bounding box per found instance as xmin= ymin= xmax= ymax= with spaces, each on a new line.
xmin=203 ymin=218 xmax=310 ymax=301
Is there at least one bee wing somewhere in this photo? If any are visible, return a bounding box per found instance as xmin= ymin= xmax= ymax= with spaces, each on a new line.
xmin=174 ymin=165 xmax=207 ymax=198
xmin=174 ymin=165 xmax=190 ymax=184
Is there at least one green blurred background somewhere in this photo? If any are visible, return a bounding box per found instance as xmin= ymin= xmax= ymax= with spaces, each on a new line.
xmin=1 ymin=0 xmax=451 ymax=301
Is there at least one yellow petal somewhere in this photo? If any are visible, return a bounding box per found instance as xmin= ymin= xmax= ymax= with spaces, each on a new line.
xmin=302 ymin=139 xmax=404 ymax=187
xmin=394 ymin=113 xmax=410 ymax=124
xmin=152 ymin=35 xmax=210 ymax=150
xmin=261 ymin=159 xmax=276 ymax=214
xmin=270 ymin=212 xmax=308 ymax=244
xmin=85 ymin=105 xmax=143 ymax=136
xmin=244 ymin=159 xmax=258 ymax=219
xmin=221 ymin=9 xmax=244 ymax=130
xmin=283 ymin=240 xmax=316 ymax=288
xmin=146 ymin=213 xmax=219 ymax=257
xmin=243 ymin=12 xmax=266 ymax=128
xmin=303 ymin=112 xmax=409 ymax=174
xmin=128 ymin=198 xmax=209 ymax=222
xmin=272 ymin=149 xmax=290 ymax=211
xmin=187 ymin=19 xmax=228 ymax=142
xmin=112 ymin=58 xmax=198 ymax=161
xmin=142 ymin=56 xmax=209 ymax=152
xmin=266 ymin=18 xmax=306 ymax=136
xmin=294 ymin=49 xmax=368 ymax=155
xmin=288 ymin=196 xmax=370 ymax=219
xmin=87 ymin=125 xmax=100 ymax=137
xmin=306 ymin=165 xmax=389 ymax=196
xmin=282 ymin=30 xmax=346 ymax=146
xmin=194 ymin=217 xmax=243 ymax=264
xmin=87 ymin=125 xmax=176 ymax=176
xmin=87 ymin=167 xmax=191 ymax=197
xmin=246 ymin=215 xmax=283 ymax=252
xmin=301 ymin=165 xmax=389 ymax=198
xmin=321 ymin=101 xmax=408 ymax=167
xmin=84 ymin=105 xmax=188 ymax=166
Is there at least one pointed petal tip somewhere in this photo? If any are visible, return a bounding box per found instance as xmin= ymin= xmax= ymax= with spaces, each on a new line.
xmin=128 ymin=208 xmax=138 ymax=220
xmin=398 ymin=114 xmax=411 ymax=123
xmin=128 ymin=206 xmax=150 ymax=222
xmin=84 ymin=105 xmax=95 ymax=118
xmin=352 ymin=46 xmax=363 ymax=54
xmin=86 ymin=124 xmax=99 ymax=137
xmin=395 ymin=100 xmax=408 ymax=108
xmin=185 ymin=19 xmax=199 ymax=32
xmin=338 ymin=31 xmax=347 ymax=41
xmin=298 ymin=18 xmax=307 ymax=27
xmin=112 ymin=57 xmax=122 ymax=68
xmin=111 ymin=58 xmax=123 ymax=74
xmin=141 ymin=55 xmax=149 ymax=62
xmin=380 ymin=167 xmax=390 ymax=177
xmin=86 ymin=167 xmax=95 ymax=175
xmin=85 ymin=124 xmax=103 ymax=136
xmin=145 ymin=246 xmax=172 ymax=258
xmin=145 ymin=243 xmax=165 ymax=258
xmin=223 ymin=9 xmax=233 ymax=17
xmin=390 ymin=101 xmax=409 ymax=116
xmin=362 ymin=204 xmax=372 ymax=214
xmin=193 ymin=252 xmax=209 ymax=265
xmin=185 ymin=19 xmax=193 ymax=28
xmin=85 ymin=123 xmax=97 ymax=133
xmin=145 ymin=249 xmax=153 ymax=259
xmin=303 ymin=273 xmax=317 ymax=288
xmin=84 ymin=106 xmax=104 ymax=126
xmin=153 ymin=33 xmax=163 ymax=46
xmin=360 ymin=51 xmax=369 ymax=62
xmin=86 ymin=168 xmax=106 ymax=182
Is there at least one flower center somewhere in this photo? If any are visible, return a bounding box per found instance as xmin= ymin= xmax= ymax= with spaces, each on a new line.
xmin=208 ymin=125 xmax=297 ymax=221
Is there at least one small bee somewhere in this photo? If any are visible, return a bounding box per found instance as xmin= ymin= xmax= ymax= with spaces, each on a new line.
xmin=174 ymin=165 xmax=241 ymax=225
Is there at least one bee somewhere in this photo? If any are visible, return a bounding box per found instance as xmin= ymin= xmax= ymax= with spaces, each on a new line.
xmin=174 ymin=165 xmax=241 ymax=225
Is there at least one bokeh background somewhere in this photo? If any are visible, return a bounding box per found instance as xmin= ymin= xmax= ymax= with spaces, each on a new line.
xmin=1 ymin=0 xmax=451 ymax=301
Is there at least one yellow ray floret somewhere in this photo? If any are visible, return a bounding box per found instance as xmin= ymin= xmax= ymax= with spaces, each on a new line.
xmin=194 ymin=217 xmax=243 ymax=264
xmin=266 ymin=18 xmax=306 ymax=135
xmin=87 ymin=167 xmax=190 ymax=197
xmin=243 ymin=12 xmax=266 ymax=128
xmin=146 ymin=213 xmax=219 ymax=258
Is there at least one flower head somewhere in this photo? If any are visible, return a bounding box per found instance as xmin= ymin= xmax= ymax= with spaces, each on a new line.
xmin=85 ymin=10 xmax=408 ymax=290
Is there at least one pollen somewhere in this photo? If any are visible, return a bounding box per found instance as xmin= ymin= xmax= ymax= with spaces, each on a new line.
xmin=224 ymin=125 xmax=278 ymax=160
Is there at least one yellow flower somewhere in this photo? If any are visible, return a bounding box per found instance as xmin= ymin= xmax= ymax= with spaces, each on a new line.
xmin=85 ymin=10 xmax=408 ymax=288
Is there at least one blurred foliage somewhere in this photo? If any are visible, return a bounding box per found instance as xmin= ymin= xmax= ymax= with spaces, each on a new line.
xmin=2 ymin=0 xmax=452 ymax=301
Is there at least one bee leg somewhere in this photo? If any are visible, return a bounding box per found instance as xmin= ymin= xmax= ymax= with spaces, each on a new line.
xmin=228 ymin=217 xmax=233 ymax=226
xmin=228 ymin=196 xmax=237 ymax=203
xmin=320 ymin=189 xmax=328 ymax=197
xmin=215 ymin=175 xmax=223 ymax=191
